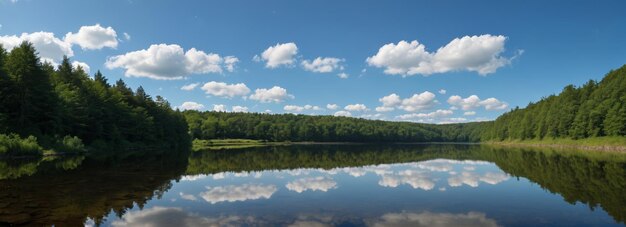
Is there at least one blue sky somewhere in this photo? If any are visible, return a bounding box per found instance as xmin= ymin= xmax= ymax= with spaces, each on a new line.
xmin=1 ymin=0 xmax=625 ymax=123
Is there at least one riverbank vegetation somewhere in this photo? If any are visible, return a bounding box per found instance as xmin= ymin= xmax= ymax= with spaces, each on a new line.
xmin=0 ymin=42 xmax=189 ymax=156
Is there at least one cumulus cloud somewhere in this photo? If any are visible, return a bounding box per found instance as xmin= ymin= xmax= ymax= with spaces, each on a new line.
xmin=344 ymin=104 xmax=368 ymax=112
xmin=213 ymin=104 xmax=226 ymax=112
xmin=64 ymin=24 xmax=118 ymax=50
xmin=178 ymin=101 xmax=205 ymax=110
xmin=301 ymin=57 xmax=344 ymax=73
xmin=249 ymin=86 xmax=293 ymax=103
xmin=326 ymin=104 xmax=339 ymax=110
xmin=447 ymin=95 xmax=508 ymax=111
xmin=105 ymin=44 xmax=238 ymax=80
xmin=71 ymin=61 xmax=90 ymax=74
xmin=333 ymin=110 xmax=352 ymax=117
xmin=286 ymin=177 xmax=338 ymax=193
xmin=201 ymin=81 xmax=250 ymax=98
xmin=366 ymin=211 xmax=499 ymax=227
xmin=396 ymin=109 xmax=453 ymax=120
xmin=337 ymin=72 xmax=349 ymax=79
xmin=366 ymin=35 xmax=517 ymax=76
xmin=257 ymin=42 xmax=298 ymax=68
xmin=439 ymin=89 xmax=447 ymax=95
xmin=232 ymin=106 xmax=249 ymax=112
xmin=284 ymin=104 xmax=322 ymax=112
xmin=181 ymin=83 xmax=200 ymax=91
xmin=200 ymin=184 xmax=277 ymax=204
xmin=376 ymin=93 xmax=401 ymax=112
xmin=399 ymin=91 xmax=438 ymax=112
xmin=0 ymin=31 xmax=73 ymax=64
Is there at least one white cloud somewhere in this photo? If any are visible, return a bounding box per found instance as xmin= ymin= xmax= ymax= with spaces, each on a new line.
xmin=258 ymin=42 xmax=298 ymax=68
xmin=71 ymin=61 xmax=90 ymax=74
xmin=479 ymin=98 xmax=509 ymax=110
xmin=378 ymin=170 xmax=435 ymax=190
xmin=447 ymin=95 xmax=508 ymax=111
xmin=200 ymin=184 xmax=277 ymax=204
xmin=249 ymin=86 xmax=293 ymax=103
xmin=301 ymin=57 xmax=344 ymax=73
xmin=178 ymin=101 xmax=205 ymax=110
xmin=64 ymin=24 xmax=118 ymax=50
xmin=448 ymin=171 xmax=509 ymax=188
xmin=224 ymin=56 xmax=239 ymax=72
xmin=439 ymin=89 xmax=447 ymax=95
xmin=284 ymin=104 xmax=321 ymax=112
xmin=213 ymin=104 xmax=226 ymax=112
xmin=123 ymin=32 xmax=131 ymax=41
xmin=326 ymin=104 xmax=339 ymax=110
xmin=396 ymin=109 xmax=453 ymax=120
xmin=0 ymin=31 xmax=73 ymax=64
xmin=464 ymin=111 xmax=476 ymax=116
xmin=337 ymin=72 xmax=349 ymax=79
xmin=105 ymin=44 xmax=237 ymax=80
xmin=110 ymin=206 xmax=260 ymax=227
xmin=232 ymin=106 xmax=249 ymax=112
xmin=201 ymin=81 xmax=250 ymax=98
xmin=366 ymin=211 xmax=499 ymax=227
xmin=366 ymin=35 xmax=516 ymax=76
xmin=333 ymin=110 xmax=352 ymax=117
xmin=375 ymin=107 xmax=394 ymax=112
xmin=179 ymin=192 xmax=197 ymax=201
xmin=376 ymin=93 xmax=401 ymax=112
xmin=181 ymin=83 xmax=200 ymax=91
xmin=286 ymin=177 xmax=338 ymax=193
xmin=284 ymin=105 xmax=304 ymax=112
xmin=344 ymin=104 xmax=368 ymax=112
xmin=399 ymin=91 xmax=438 ymax=112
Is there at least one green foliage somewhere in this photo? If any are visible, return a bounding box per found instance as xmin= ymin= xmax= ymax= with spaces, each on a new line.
xmin=483 ymin=65 xmax=626 ymax=141
xmin=0 ymin=42 xmax=190 ymax=155
xmin=183 ymin=111 xmax=489 ymax=143
xmin=0 ymin=133 xmax=43 ymax=156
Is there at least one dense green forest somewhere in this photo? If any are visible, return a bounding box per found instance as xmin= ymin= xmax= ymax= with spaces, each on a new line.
xmin=481 ymin=65 xmax=626 ymax=140
xmin=184 ymin=65 xmax=626 ymax=144
xmin=184 ymin=110 xmax=487 ymax=142
xmin=0 ymin=42 xmax=189 ymax=155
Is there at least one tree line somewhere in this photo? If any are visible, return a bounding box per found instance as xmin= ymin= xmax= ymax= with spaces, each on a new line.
xmin=183 ymin=110 xmax=487 ymax=142
xmin=480 ymin=64 xmax=626 ymax=140
xmin=0 ymin=42 xmax=189 ymax=155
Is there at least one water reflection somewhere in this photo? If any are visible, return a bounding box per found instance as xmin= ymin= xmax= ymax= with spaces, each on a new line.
xmin=200 ymin=183 xmax=278 ymax=204
xmin=106 ymin=207 xmax=500 ymax=227
xmin=0 ymin=144 xmax=624 ymax=226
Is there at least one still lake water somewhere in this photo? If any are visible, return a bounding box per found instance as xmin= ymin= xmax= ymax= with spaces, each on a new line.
xmin=0 ymin=144 xmax=624 ymax=226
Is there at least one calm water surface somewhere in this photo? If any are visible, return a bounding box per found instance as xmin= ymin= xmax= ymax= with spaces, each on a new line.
xmin=0 ymin=144 xmax=624 ymax=226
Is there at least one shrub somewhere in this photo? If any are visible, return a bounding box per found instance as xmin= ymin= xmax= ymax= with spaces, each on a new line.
xmin=0 ymin=134 xmax=43 ymax=156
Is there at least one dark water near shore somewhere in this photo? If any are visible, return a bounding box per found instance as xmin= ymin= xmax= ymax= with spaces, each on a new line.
xmin=0 ymin=144 xmax=625 ymax=226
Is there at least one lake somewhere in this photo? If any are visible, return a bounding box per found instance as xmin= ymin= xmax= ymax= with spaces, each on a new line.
xmin=0 ymin=144 xmax=624 ymax=226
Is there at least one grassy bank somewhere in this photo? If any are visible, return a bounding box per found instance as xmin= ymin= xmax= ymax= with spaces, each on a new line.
xmin=486 ymin=136 xmax=626 ymax=152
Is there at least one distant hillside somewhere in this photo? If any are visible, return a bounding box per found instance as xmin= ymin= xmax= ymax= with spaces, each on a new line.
xmin=482 ymin=65 xmax=626 ymax=141
xmin=183 ymin=110 xmax=487 ymax=143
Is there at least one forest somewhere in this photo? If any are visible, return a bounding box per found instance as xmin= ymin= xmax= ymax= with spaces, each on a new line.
xmin=1 ymin=43 xmax=625 ymax=156
xmin=0 ymin=42 xmax=189 ymax=156
xmin=183 ymin=110 xmax=487 ymax=142
xmin=481 ymin=65 xmax=626 ymax=140
xmin=183 ymin=64 xmax=626 ymax=143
